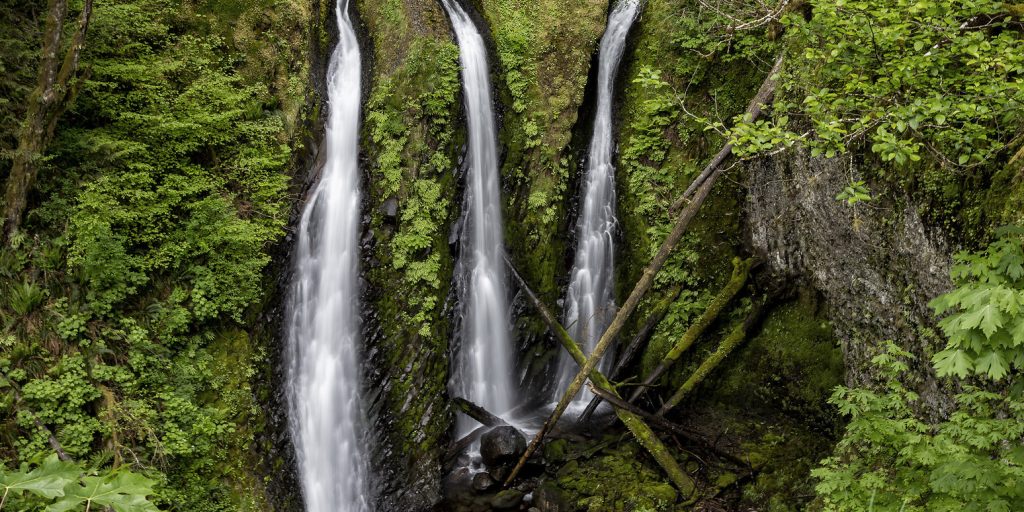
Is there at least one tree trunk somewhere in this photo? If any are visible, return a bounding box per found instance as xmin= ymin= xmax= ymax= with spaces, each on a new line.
xmin=2 ymin=0 xmax=93 ymax=240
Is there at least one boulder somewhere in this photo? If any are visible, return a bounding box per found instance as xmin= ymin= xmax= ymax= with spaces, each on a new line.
xmin=479 ymin=426 xmax=527 ymax=467
xmin=471 ymin=472 xmax=496 ymax=492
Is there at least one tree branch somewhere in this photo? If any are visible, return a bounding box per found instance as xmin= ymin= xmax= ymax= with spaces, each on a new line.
xmin=504 ymin=257 xmax=695 ymax=497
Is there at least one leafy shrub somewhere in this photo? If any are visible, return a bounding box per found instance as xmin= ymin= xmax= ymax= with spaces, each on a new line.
xmin=930 ymin=227 xmax=1024 ymax=380
xmin=814 ymin=343 xmax=1024 ymax=511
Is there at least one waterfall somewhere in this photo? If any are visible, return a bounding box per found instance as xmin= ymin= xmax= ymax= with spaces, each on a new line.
xmin=553 ymin=0 xmax=641 ymax=405
xmin=284 ymin=1 xmax=371 ymax=511
xmin=442 ymin=0 xmax=516 ymax=435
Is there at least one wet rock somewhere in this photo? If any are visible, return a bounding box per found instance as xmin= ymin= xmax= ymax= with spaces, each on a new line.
xmin=449 ymin=467 xmax=472 ymax=487
xmin=491 ymin=489 xmax=525 ymax=510
xmin=471 ymin=472 xmax=495 ymax=492
xmin=488 ymin=464 xmax=511 ymax=483
xmin=448 ymin=215 xmax=463 ymax=249
xmin=533 ymin=482 xmax=571 ymax=512
xmin=480 ymin=426 xmax=527 ymax=467
xmin=380 ymin=196 xmax=399 ymax=220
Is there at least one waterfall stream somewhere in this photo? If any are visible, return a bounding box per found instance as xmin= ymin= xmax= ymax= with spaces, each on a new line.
xmin=553 ymin=0 xmax=642 ymax=406
xmin=442 ymin=0 xmax=516 ymax=435
xmin=284 ymin=1 xmax=371 ymax=510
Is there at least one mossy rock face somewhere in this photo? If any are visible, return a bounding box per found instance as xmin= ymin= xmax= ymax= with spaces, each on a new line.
xmin=356 ymin=0 xmax=462 ymax=508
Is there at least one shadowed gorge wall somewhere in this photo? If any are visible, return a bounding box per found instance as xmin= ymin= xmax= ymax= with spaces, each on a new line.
xmin=356 ymin=0 xmax=461 ymax=508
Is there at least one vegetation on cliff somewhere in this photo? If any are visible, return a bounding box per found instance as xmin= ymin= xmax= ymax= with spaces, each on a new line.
xmin=0 ymin=0 xmax=1022 ymax=510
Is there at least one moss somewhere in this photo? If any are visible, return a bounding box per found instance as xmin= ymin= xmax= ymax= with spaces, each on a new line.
xmin=709 ymin=294 xmax=844 ymax=426
xmin=552 ymin=442 xmax=682 ymax=512
xmin=735 ymin=421 xmax=836 ymax=511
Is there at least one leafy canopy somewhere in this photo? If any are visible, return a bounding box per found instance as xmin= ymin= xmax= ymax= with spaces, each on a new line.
xmin=729 ymin=0 xmax=1024 ymax=167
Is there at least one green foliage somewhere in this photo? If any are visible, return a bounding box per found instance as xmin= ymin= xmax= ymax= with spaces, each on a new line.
xmin=0 ymin=454 xmax=158 ymax=512
xmin=731 ymin=0 xmax=1024 ymax=168
xmin=0 ymin=0 xmax=307 ymax=508
xmin=813 ymin=343 xmax=1024 ymax=511
xmin=930 ymin=227 xmax=1024 ymax=380
xmin=836 ymin=181 xmax=873 ymax=206
xmin=365 ymin=38 xmax=460 ymax=336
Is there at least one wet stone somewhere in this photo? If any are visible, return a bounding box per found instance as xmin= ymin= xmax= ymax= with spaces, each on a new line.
xmin=471 ymin=472 xmax=495 ymax=492
xmin=381 ymin=196 xmax=399 ymax=219
xmin=480 ymin=426 xmax=527 ymax=467
xmin=491 ymin=489 xmax=525 ymax=510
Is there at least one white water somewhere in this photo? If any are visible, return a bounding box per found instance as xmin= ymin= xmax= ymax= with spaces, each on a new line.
xmin=553 ymin=0 xmax=641 ymax=406
xmin=442 ymin=0 xmax=516 ymax=435
xmin=284 ymin=1 xmax=371 ymax=510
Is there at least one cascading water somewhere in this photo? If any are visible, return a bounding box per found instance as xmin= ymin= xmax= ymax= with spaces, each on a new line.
xmin=284 ymin=1 xmax=371 ymax=511
xmin=442 ymin=0 xmax=516 ymax=435
xmin=553 ymin=0 xmax=642 ymax=406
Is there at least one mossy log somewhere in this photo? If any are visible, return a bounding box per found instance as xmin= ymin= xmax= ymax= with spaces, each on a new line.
xmin=452 ymin=397 xmax=509 ymax=427
xmin=578 ymin=286 xmax=682 ymax=423
xmin=656 ymin=297 xmax=773 ymax=416
xmin=516 ymin=53 xmax=787 ymax=483
xmin=629 ymin=257 xmax=753 ymax=404
xmin=504 ymin=258 xmax=696 ymax=498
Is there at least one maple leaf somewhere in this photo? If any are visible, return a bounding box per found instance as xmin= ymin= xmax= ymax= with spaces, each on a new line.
xmin=48 ymin=472 xmax=158 ymax=512
xmin=0 ymin=454 xmax=79 ymax=500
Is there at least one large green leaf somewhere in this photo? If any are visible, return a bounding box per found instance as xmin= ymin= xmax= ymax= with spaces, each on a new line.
xmin=933 ymin=349 xmax=974 ymax=379
xmin=48 ymin=472 xmax=158 ymax=512
xmin=959 ymin=303 xmax=1005 ymax=338
xmin=0 ymin=454 xmax=80 ymax=500
xmin=973 ymin=351 xmax=1009 ymax=381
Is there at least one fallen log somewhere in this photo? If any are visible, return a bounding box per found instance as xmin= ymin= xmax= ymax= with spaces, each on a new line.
xmin=453 ymin=397 xmax=509 ymax=427
xmin=505 ymin=257 xmax=696 ymax=497
xmin=628 ymin=258 xmax=753 ymax=404
xmin=578 ymin=286 xmax=682 ymax=423
xmin=657 ymin=296 xmax=773 ymax=416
